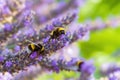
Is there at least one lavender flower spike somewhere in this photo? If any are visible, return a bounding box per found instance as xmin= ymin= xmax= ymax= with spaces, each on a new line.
xmin=0 ymin=23 xmax=90 ymax=74
xmin=79 ymin=60 xmax=95 ymax=80
xmin=38 ymin=57 xmax=85 ymax=73
xmin=5 ymin=13 xmax=77 ymax=50
xmin=0 ymin=10 xmax=35 ymax=42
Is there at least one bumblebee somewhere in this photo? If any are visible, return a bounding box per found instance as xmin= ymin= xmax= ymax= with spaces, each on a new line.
xmin=76 ymin=60 xmax=84 ymax=71
xmin=76 ymin=60 xmax=84 ymax=66
xmin=28 ymin=43 xmax=44 ymax=53
xmin=50 ymin=27 xmax=65 ymax=39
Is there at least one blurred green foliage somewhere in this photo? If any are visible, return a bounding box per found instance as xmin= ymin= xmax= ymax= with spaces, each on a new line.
xmin=37 ymin=71 xmax=80 ymax=80
xmin=38 ymin=0 xmax=120 ymax=79
xmin=78 ymin=0 xmax=120 ymax=21
xmin=79 ymin=27 xmax=120 ymax=60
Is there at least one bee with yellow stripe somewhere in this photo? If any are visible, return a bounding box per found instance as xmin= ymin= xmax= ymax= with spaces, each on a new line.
xmin=76 ymin=60 xmax=83 ymax=66
xmin=27 ymin=40 xmax=44 ymax=53
xmin=28 ymin=43 xmax=44 ymax=52
xmin=76 ymin=60 xmax=84 ymax=71
xmin=50 ymin=27 xmax=65 ymax=39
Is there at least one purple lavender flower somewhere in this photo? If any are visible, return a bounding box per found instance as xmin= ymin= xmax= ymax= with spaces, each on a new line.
xmin=52 ymin=18 xmax=64 ymax=27
xmin=38 ymin=56 xmax=43 ymax=61
xmin=1 ymin=48 xmax=12 ymax=57
xmin=67 ymin=58 xmax=79 ymax=66
xmin=79 ymin=60 xmax=95 ymax=80
xmin=45 ymin=24 xmax=54 ymax=31
xmin=22 ymin=10 xmax=35 ymax=26
xmin=51 ymin=60 xmax=60 ymax=73
xmin=30 ymin=52 xmax=37 ymax=59
xmin=1 ymin=6 xmax=11 ymax=17
xmin=109 ymin=74 xmax=118 ymax=80
xmin=51 ymin=60 xmax=57 ymax=67
xmin=23 ymin=27 xmax=36 ymax=37
xmin=81 ymin=60 xmax=95 ymax=75
xmin=70 ymin=25 xmax=89 ymax=43
xmin=100 ymin=63 xmax=120 ymax=76
xmin=4 ymin=23 xmax=13 ymax=31
xmin=0 ymin=56 xmax=4 ymax=62
xmin=42 ymin=36 xmax=50 ymax=43
xmin=5 ymin=61 xmax=13 ymax=68
xmin=14 ymin=45 xmax=20 ymax=52
xmin=0 ymin=73 xmax=13 ymax=80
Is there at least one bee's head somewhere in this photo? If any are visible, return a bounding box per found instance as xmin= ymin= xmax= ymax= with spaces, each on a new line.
xmin=28 ymin=43 xmax=35 ymax=51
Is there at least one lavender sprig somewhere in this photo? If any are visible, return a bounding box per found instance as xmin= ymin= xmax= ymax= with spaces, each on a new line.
xmin=0 ymin=10 xmax=35 ymax=42
xmin=35 ymin=0 xmax=82 ymax=24
xmin=100 ymin=63 xmax=120 ymax=76
xmin=79 ymin=60 xmax=95 ymax=80
xmin=13 ymin=65 xmax=42 ymax=80
xmin=6 ymin=13 xmax=77 ymax=51
xmin=0 ymin=25 xmax=89 ymax=74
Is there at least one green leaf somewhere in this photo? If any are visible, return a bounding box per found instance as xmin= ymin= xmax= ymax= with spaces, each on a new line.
xmin=79 ymin=27 xmax=120 ymax=59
